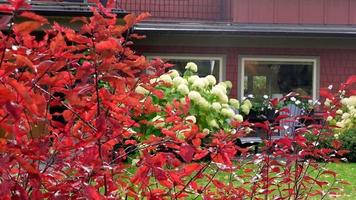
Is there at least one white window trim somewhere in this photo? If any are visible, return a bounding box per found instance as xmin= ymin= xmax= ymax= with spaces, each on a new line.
xmin=146 ymin=54 xmax=226 ymax=82
xmin=238 ymin=55 xmax=320 ymax=101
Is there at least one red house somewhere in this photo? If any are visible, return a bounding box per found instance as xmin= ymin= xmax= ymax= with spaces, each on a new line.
xmin=3 ymin=0 xmax=356 ymax=100
xmin=119 ymin=0 xmax=356 ymax=101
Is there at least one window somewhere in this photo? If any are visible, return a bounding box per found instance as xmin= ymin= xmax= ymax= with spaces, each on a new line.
xmin=147 ymin=55 xmax=225 ymax=82
xmin=238 ymin=56 xmax=319 ymax=100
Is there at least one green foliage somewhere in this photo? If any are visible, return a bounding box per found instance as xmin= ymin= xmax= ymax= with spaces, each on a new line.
xmin=339 ymin=128 xmax=356 ymax=162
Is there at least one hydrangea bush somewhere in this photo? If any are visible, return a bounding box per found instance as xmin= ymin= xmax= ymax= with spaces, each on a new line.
xmin=135 ymin=62 xmax=251 ymax=134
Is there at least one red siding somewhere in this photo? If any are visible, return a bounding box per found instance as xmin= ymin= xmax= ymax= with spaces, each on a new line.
xmin=275 ymin=0 xmax=300 ymax=24
xmin=232 ymin=0 xmax=356 ymax=25
xmin=137 ymin=46 xmax=356 ymax=98
xmin=325 ymin=0 xmax=350 ymax=24
xmin=248 ymin=0 xmax=275 ymax=23
xmin=300 ymin=0 xmax=324 ymax=24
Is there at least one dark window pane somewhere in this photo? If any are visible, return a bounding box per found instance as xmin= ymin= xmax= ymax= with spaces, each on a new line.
xmin=244 ymin=60 xmax=313 ymax=98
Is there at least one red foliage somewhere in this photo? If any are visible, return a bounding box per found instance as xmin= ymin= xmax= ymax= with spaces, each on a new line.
xmin=0 ymin=0 xmax=350 ymax=199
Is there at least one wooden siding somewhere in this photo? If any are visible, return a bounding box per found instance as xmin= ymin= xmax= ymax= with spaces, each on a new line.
xmin=232 ymin=0 xmax=356 ymax=25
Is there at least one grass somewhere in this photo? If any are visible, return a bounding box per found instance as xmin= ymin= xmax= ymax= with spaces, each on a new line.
xmin=191 ymin=162 xmax=356 ymax=199
xmin=325 ymin=162 xmax=356 ymax=200
xmin=121 ymin=162 xmax=356 ymax=199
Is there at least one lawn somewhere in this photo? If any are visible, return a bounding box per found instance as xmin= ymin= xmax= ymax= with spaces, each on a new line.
xmin=125 ymin=162 xmax=356 ymax=199
xmin=325 ymin=162 xmax=356 ymax=200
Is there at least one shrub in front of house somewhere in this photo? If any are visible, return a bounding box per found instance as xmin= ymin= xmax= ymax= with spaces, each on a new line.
xmin=0 ymin=1 xmax=351 ymax=199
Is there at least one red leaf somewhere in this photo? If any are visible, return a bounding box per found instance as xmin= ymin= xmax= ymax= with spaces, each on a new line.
xmin=13 ymin=21 xmax=41 ymax=35
xmin=5 ymin=102 xmax=22 ymax=120
xmin=19 ymin=11 xmax=48 ymax=23
xmin=129 ymin=33 xmax=146 ymax=39
xmin=212 ymin=179 xmax=225 ymax=188
xmin=315 ymin=180 xmax=328 ymax=188
xmin=183 ymin=163 xmax=201 ymax=176
xmin=177 ymin=143 xmax=195 ymax=162
xmin=0 ymin=15 xmax=12 ymax=29
xmin=50 ymin=32 xmax=66 ymax=53
xmin=15 ymin=54 xmax=36 ymax=72
xmin=193 ymin=149 xmax=209 ymax=160
xmin=70 ymin=16 xmax=88 ymax=23
xmin=124 ymin=140 xmax=137 ymax=145
xmin=0 ymin=4 xmax=14 ymax=13
xmin=84 ymin=186 xmax=103 ymax=200
xmin=15 ymin=157 xmax=39 ymax=175
xmin=124 ymin=14 xmax=135 ymax=27
xmin=319 ymin=88 xmax=333 ymax=99
xmin=331 ymin=140 xmax=342 ymax=149
xmin=135 ymin=12 xmax=151 ymax=23
xmin=321 ymin=170 xmax=336 ymax=178
xmin=10 ymin=0 xmax=30 ymax=10
xmin=95 ymin=38 xmax=123 ymax=53
xmin=345 ymin=75 xmax=356 ymax=85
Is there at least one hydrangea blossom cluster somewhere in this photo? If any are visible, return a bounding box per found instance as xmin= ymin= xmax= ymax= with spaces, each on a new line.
xmin=327 ymin=95 xmax=356 ymax=137
xmin=141 ymin=62 xmax=246 ymax=133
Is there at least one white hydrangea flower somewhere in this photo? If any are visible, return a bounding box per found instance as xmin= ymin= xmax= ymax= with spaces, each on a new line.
xmin=290 ymin=97 xmax=297 ymax=102
xmin=173 ymin=76 xmax=188 ymax=87
xmin=295 ymin=100 xmax=301 ymax=105
xmin=212 ymin=85 xmax=227 ymax=96
xmin=233 ymin=114 xmax=244 ymax=122
xmin=206 ymin=75 xmax=216 ymax=85
xmin=149 ymin=78 xmax=159 ymax=84
xmin=177 ymin=84 xmax=189 ymax=95
xmin=185 ymin=62 xmax=198 ymax=72
xmin=188 ymin=75 xmax=199 ymax=83
xmin=217 ymin=82 xmax=227 ymax=90
xmin=208 ymin=119 xmax=219 ymax=128
xmin=168 ymin=69 xmax=180 ymax=78
xmin=229 ymin=98 xmax=240 ymax=109
xmin=326 ymin=116 xmax=333 ymax=121
xmin=324 ymin=98 xmax=332 ymax=107
xmin=336 ymin=109 xmax=343 ymax=115
xmin=192 ymin=78 xmax=207 ymax=89
xmin=211 ymin=102 xmax=222 ymax=111
xmin=243 ymin=99 xmax=252 ymax=109
xmin=241 ymin=104 xmax=250 ymax=115
xmin=221 ymin=108 xmax=235 ymax=118
xmin=197 ymin=97 xmax=210 ymax=109
xmin=263 ymin=95 xmax=269 ymax=99
xmin=221 ymin=103 xmax=229 ymax=108
xmin=219 ymin=94 xmax=229 ymax=104
xmin=135 ymin=85 xmax=148 ymax=95
xmin=188 ymin=91 xmax=201 ymax=102
xmin=336 ymin=121 xmax=345 ymax=128
xmin=342 ymin=113 xmax=350 ymax=120
xmin=203 ymin=128 xmax=210 ymax=134
xmin=185 ymin=115 xmax=196 ymax=124
xmin=224 ymin=81 xmax=232 ymax=89
xmin=159 ymin=74 xmax=172 ymax=84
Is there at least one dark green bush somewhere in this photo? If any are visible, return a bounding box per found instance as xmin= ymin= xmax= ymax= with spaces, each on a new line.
xmin=339 ymin=128 xmax=356 ymax=162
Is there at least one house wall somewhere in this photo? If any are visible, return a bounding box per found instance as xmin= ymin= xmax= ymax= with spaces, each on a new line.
xmin=136 ymin=45 xmax=356 ymax=98
xmin=232 ymin=0 xmax=356 ymax=25
xmin=118 ymin=0 xmax=356 ymax=24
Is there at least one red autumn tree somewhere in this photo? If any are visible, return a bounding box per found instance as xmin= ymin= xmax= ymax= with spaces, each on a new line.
xmin=0 ymin=0 xmax=350 ymax=199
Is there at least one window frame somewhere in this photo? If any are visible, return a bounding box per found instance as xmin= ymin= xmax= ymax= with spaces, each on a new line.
xmin=146 ymin=54 xmax=226 ymax=82
xmin=238 ymin=55 xmax=320 ymax=101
